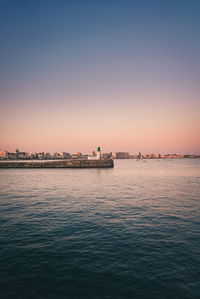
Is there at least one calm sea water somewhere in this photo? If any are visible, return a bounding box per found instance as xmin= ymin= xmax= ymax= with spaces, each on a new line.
xmin=0 ymin=159 xmax=200 ymax=298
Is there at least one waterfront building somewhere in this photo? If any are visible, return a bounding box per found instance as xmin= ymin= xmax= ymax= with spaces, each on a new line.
xmin=44 ymin=152 xmax=52 ymax=159
xmin=154 ymin=153 xmax=161 ymax=159
xmin=18 ymin=152 xmax=29 ymax=159
xmin=38 ymin=152 xmax=45 ymax=159
xmin=53 ymin=152 xmax=61 ymax=159
xmin=12 ymin=148 xmax=29 ymax=159
xmin=0 ymin=151 xmax=8 ymax=159
xmin=60 ymin=152 xmax=71 ymax=159
xmin=135 ymin=152 xmax=142 ymax=159
xmin=89 ymin=151 xmax=96 ymax=156
xmin=113 ymin=152 xmax=130 ymax=159
xmin=102 ymin=152 xmax=112 ymax=159
xmin=7 ymin=152 xmax=17 ymax=159
xmin=88 ymin=149 xmax=97 ymax=160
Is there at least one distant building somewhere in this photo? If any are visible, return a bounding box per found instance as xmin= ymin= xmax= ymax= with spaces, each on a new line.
xmin=14 ymin=148 xmax=29 ymax=159
xmin=30 ymin=153 xmax=37 ymax=159
xmin=89 ymin=151 xmax=96 ymax=156
xmin=0 ymin=151 xmax=8 ymax=159
xmin=53 ymin=152 xmax=61 ymax=159
xmin=88 ymin=150 xmax=97 ymax=160
xmin=113 ymin=152 xmax=130 ymax=159
xmin=44 ymin=152 xmax=52 ymax=159
xmin=38 ymin=152 xmax=45 ymax=159
xmin=7 ymin=152 xmax=17 ymax=159
xmin=145 ymin=154 xmax=151 ymax=159
xmin=102 ymin=152 xmax=112 ymax=159
xmin=154 ymin=153 xmax=161 ymax=159
xmin=60 ymin=152 xmax=71 ymax=159
xmin=135 ymin=152 xmax=142 ymax=159
xmin=18 ymin=152 xmax=28 ymax=159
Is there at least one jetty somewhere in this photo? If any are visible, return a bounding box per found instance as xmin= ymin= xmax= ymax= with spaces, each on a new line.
xmin=0 ymin=159 xmax=114 ymax=168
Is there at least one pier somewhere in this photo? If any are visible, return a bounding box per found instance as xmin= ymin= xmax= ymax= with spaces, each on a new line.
xmin=0 ymin=159 xmax=114 ymax=168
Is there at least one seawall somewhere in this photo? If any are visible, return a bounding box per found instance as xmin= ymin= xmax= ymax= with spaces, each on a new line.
xmin=0 ymin=159 xmax=114 ymax=168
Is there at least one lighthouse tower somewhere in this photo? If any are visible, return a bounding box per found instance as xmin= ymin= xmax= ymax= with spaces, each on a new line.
xmin=96 ymin=146 xmax=101 ymax=160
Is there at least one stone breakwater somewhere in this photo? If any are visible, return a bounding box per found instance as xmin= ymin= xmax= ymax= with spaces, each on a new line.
xmin=0 ymin=159 xmax=114 ymax=168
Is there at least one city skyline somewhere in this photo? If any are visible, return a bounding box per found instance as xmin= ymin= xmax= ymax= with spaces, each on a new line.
xmin=0 ymin=147 xmax=199 ymax=158
xmin=1 ymin=0 xmax=200 ymax=154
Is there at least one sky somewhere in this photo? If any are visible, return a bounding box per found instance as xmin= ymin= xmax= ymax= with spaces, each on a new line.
xmin=0 ymin=0 xmax=200 ymax=154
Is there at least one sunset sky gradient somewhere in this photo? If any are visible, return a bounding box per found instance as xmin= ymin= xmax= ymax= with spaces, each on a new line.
xmin=1 ymin=0 xmax=200 ymax=153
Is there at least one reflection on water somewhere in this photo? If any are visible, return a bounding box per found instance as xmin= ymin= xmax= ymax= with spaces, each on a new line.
xmin=0 ymin=159 xmax=200 ymax=298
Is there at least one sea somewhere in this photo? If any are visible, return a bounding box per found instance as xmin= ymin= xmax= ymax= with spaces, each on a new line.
xmin=0 ymin=159 xmax=200 ymax=299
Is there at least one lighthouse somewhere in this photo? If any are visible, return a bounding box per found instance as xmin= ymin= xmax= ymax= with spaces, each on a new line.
xmin=96 ymin=146 xmax=101 ymax=160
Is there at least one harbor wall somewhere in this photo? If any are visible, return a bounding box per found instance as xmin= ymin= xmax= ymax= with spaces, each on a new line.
xmin=0 ymin=159 xmax=114 ymax=168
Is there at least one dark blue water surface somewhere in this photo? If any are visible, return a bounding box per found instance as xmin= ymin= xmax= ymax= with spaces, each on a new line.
xmin=0 ymin=159 xmax=200 ymax=298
